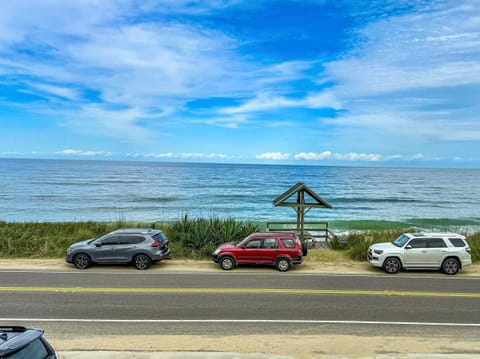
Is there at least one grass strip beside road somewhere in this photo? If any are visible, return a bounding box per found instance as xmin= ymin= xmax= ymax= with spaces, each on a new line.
xmin=0 ymin=286 xmax=479 ymax=298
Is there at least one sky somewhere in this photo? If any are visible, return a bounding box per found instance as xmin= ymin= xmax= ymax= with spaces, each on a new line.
xmin=0 ymin=0 xmax=479 ymax=167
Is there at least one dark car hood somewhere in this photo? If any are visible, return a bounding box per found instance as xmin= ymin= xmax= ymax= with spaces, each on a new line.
xmin=68 ymin=238 xmax=96 ymax=249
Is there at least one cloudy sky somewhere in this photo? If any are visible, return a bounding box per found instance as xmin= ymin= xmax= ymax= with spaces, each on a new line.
xmin=1 ymin=0 xmax=479 ymax=167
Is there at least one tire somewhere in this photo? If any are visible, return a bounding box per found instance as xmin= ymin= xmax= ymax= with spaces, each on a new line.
xmin=276 ymin=257 xmax=291 ymax=272
xmin=73 ymin=253 xmax=91 ymax=270
xmin=220 ymin=256 xmax=235 ymax=270
xmin=383 ymin=257 xmax=401 ymax=274
xmin=442 ymin=258 xmax=460 ymax=275
xmin=134 ymin=254 xmax=151 ymax=270
xmin=301 ymin=242 xmax=308 ymax=256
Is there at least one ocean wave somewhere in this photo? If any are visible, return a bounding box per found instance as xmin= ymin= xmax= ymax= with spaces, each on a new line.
xmin=331 ymin=197 xmax=422 ymax=204
xmin=133 ymin=196 xmax=179 ymax=203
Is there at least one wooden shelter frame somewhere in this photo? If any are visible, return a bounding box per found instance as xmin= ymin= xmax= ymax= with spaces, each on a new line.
xmin=271 ymin=182 xmax=332 ymax=240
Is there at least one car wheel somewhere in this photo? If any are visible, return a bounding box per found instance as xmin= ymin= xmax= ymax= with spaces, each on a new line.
xmin=301 ymin=242 xmax=308 ymax=256
xmin=276 ymin=258 xmax=290 ymax=272
xmin=383 ymin=257 xmax=401 ymax=274
xmin=442 ymin=258 xmax=460 ymax=275
xmin=220 ymin=256 xmax=235 ymax=270
xmin=134 ymin=254 xmax=151 ymax=270
xmin=73 ymin=253 xmax=91 ymax=270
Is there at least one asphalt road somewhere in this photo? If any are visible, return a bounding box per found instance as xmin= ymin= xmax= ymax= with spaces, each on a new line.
xmin=1 ymin=270 xmax=479 ymax=338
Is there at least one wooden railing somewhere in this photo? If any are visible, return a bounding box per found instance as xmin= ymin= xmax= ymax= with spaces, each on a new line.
xmin=266 ymin=221 xmax=337 ymax=247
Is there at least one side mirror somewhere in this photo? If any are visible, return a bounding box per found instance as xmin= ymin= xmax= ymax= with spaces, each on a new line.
xmin=405 ymin=245 xmax=412 ymax=250
xmin=95 ymin=242 xmax=102 ymax=247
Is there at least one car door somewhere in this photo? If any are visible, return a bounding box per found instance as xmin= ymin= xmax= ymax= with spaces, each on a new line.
xmin=403 ymin=238 xmax=428 ymax=266
xmin=426 ymin=237 xmax=448 ymax=267
xmin=115 ymin=235 xmax=145 ymax=263
xmin=92 ymin=235 xmax=119 ymax=263
xmin=258 ymin=237 xmax=279 ymax=263
xmin=237 ymin=238 xmax=261 ymax=263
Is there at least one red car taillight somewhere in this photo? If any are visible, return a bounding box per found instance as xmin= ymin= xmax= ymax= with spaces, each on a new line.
xmin=151 ymin=241 xmax=163 ymax=247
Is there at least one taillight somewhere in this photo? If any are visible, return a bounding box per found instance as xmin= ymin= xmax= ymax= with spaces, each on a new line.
xmin=466 ymin=248 xmax=471 ymax=254
xmin=151 ymin=241 xmax=163 ymax=247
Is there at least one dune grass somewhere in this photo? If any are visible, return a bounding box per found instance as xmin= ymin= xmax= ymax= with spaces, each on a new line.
xmin=0 ymin=218 xmax=478 ymax=263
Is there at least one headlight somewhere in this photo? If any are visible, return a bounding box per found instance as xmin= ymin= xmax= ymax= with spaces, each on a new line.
xmin=374 ymin=249 xmax=383 ymax=255
xmin=213 ymin=248 xmax=220 ymax=255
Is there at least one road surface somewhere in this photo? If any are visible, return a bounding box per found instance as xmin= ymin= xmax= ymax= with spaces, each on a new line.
xmin=1 ymin=269 xmax=479 ymax=339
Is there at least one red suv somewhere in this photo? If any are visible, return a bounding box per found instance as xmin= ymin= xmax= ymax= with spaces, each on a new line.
xmin=212 ymin=232 xmax=307 ymax=271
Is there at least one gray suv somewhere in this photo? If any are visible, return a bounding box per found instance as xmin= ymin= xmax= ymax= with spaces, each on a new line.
xmin=66 ymin=228 xmax=170 ymax=270
xmin=368 ymin=232 xmax=472 ymax=275
xmin=0 ymin=326 xmax=56 ymax=359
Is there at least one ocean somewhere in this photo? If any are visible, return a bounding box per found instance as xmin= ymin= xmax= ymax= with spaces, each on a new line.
xmin=0 ymin=158 xmax=479 ymax=228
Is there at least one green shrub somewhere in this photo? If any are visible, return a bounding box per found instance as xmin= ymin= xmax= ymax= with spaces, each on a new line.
xmin=332 ymin=230 xmax=405 ymax=261
xmin=166 ymin=215 xmax=260 ymax=258
xmin=466 ymin=232 xmax=480 ymax=262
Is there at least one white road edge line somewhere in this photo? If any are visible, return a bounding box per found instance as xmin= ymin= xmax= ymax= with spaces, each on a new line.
xmin=1 ymin=319 xmax=479 ymax=327
xmin=0 ymin=270 xmax=478 ymax=280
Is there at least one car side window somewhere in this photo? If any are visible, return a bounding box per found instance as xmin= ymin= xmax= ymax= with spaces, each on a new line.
xmin=245 ymin=239 xmax=261 ymax=249
xmin=119 ymin=235 xmax=145 ymax=245
xmin=427 ymin=238 xmax=447 ymax=248
xmin=281 ymin=238 xmax=295 ymax=248
xmin=261 ymin=238 xmax=278 ymax=249
xmin=407 ymin=238 xmax=427 ymax=248
xmin=101 ymin=235 xmax=119 ymax=245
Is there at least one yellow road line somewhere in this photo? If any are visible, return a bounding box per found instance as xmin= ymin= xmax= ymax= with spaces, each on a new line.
xmin=0 ymin=286 xmax=479 ymax=298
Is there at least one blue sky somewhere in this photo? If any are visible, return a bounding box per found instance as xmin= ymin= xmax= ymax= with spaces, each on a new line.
xmin=1 ymin=0 xmax=479 ymax=167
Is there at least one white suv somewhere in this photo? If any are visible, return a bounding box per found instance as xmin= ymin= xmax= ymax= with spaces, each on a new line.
xmin=367 ymin=232 xmax=472 ymax=275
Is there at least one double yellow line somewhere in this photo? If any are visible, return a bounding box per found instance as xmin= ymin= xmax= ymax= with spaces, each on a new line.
xmin=0 ymin=286 xmax=479 ymax=298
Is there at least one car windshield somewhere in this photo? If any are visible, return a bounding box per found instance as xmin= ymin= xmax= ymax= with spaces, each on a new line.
xmin=392 ymin=234 xmax=410 ymax=247
xmin=234 ymin=237 xmax=249 ymax=246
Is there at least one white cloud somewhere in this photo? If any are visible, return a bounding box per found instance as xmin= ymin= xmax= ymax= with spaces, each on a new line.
xmin=294 ymin=151 xmax=331 ymax=160
xmin=1 ymin=0 xmax=479 ymax=163
xmin=256 ymin=152 xmax=291 ymax=160
xmin=56 ymin=149 xmax=112 ymax=156
xmin=219 ymin=91 xmax=340 ymax=115
xmin=64 ymin=105 xmax=151 ymax=140
xmin=322 ymin=0 xmax=480 ymax=145
xmin=204 ymin=115 xmax=250 ymax=128
xmin=333 ymin=153 xmax=382 ymax=162
xmin=0 ymin=1 xmax=262 ymax=139
xmin=256 ymin=150 xmax=427 ymax=162
xmin=23 ymin=82 xmax=79 ymax=101
xmin=127 ymin=152 xmax=232 ymax=160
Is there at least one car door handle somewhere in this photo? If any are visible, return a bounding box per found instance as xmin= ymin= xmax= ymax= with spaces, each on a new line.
xmin=422 ymin=250 xmax=428 ymax=253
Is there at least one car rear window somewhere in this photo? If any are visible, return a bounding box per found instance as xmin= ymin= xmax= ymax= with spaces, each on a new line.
xmin=449 ymin=238 xmax=466 ymax=247
xmin=152 ymin=232 xmax=167 ymax=242
xmin=4 ymin=338 xmax=49 ymax=359
xmin=281 ymin=238 xmax=295 ymax=248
